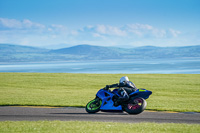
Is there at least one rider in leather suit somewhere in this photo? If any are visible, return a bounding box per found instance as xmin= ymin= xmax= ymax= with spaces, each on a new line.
xmin=104 ymin=76 xmax=137 ymax=106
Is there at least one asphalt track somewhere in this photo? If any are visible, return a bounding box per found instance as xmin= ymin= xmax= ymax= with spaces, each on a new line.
xmin=0 ymin=106 xmax=200 ymax=124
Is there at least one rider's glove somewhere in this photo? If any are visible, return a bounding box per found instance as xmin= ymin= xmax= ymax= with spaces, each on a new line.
xmin=104 ymin=85 xmax=109 ymax=90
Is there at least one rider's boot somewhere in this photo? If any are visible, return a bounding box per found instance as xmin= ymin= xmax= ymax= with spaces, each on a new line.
xmin=113 ymin=97 xmax=125 ymax=107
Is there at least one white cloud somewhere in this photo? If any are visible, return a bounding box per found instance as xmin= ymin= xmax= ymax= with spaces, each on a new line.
xmin=0 ymin=18 xmax=72 ymax=46
xmin=96 ymin=25 xmax=106 ymax=34
xmin=50 ymin=24 xmax=67 ymax=32
xmin=0 ymin=18 xmax=45 ymax=30
xmin=80 ymin=24 xmax=181 ymax=40
xmin=126 ymin=23 xmax=153 ymax=30
xmin=169 ymin=28 xmax=181 ymax=37
xmin=22 ymin=19 xmax=45 ymax=29
xmin=82 ymin=24 xmax=127 ymax=37
xmin=0 ymin=18 xmax=22 ymax=29
xmin=125 ymin=24 xmax=168 ymax=38
xmin=1 ymin=17 xmax=195 ymax=48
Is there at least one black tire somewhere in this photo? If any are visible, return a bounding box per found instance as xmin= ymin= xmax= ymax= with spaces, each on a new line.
xmin=124 ymin=97 xmax=147 ymax=115
xmin=85 ymin=98 xmax=102 ymax=113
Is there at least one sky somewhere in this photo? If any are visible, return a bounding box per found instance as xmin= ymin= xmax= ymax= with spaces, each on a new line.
xmin=0 ymin=0 xmax=200 ymax=48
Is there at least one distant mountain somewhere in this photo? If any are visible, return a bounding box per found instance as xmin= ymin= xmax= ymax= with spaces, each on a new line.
xmin=51 ymin=44 xmax=107 ymax=55
xmin=0 ymin=44 xmax=48 ymax=53
xmin=0 ymin=44 xmax=49 ymax=62
xmin=129 ymin=45 xmax=200 ymax=58
xmin=0 ymin=43 xmax=200 ymax=62
xmin=41 ymin=43 xmax=74 ymax=49
xmin=51 ymin=44 xmax=200 ymax=59
xmin=50 ymin=44 xmax=123 ymax=59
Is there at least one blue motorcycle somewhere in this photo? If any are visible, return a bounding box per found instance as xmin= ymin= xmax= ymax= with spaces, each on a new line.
xmin=86 ymin=88 xmax=152 ymax=114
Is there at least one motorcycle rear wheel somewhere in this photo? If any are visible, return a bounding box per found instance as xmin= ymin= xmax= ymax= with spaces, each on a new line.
xmin=85 ymin=98 xmax=102 ymax=113
xmin=125 ymin=97 xmax=146 ymax=115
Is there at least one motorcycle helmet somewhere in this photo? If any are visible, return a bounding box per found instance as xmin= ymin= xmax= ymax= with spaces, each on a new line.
xmin=119 ymin=76 xmax=129 ymax=83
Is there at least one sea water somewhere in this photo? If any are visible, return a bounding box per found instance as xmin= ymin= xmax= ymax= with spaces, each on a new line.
xmin=0 ymin=58 xmax=199 ymax=74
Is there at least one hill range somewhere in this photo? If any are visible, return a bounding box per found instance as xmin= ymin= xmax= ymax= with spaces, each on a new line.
xmin=0 ymin=44 xmax=200 ymax=62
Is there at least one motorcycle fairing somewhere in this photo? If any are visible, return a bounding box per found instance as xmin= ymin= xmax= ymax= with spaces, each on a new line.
xmin=129 ymin=89 xmax=152 ymax=99
xmin=96 ymin=89 xmax=122 ymax=111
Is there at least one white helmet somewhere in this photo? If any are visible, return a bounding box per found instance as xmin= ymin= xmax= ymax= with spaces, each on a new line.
xmin=119 ymin=76 xmax=129 ymax=83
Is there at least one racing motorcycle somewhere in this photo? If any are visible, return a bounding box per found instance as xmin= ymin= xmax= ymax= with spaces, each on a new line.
xmin=86 ymin=88 xmax=152 ymax=114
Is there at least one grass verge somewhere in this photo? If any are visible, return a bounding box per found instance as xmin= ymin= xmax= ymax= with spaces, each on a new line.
xmin=0 ymin=121 xmax=200 ymax=133
xmin=0 ymin=73 xmax=200 ymax=112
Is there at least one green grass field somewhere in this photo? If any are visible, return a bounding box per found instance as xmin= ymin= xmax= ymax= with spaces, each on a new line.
xmin=0 ymin=73 xmax=200 ymax=112
xmin=0 ymin=121 xmax=200 ymax=133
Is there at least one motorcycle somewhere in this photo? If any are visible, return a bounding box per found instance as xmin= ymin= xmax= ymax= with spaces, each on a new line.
xmin=86 ymin=88 xmax=152 ymax=115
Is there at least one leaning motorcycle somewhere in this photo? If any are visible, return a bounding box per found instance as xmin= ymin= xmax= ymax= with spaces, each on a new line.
xmin=86 ymin=88 xmax=152 ymax=115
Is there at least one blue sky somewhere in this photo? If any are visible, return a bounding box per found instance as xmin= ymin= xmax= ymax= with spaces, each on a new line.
xmin=0 ymin=0 xmax=199 ymax=48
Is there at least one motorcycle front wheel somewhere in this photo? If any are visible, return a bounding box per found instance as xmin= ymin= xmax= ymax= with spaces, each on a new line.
xmin=85 ymin=98 xmax=102 ymax=113
xmin=124 ymin=97 xmax=147 ymax=115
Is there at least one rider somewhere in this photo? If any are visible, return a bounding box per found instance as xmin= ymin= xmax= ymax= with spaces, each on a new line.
xmin=104 ymin=76 xmax=137 ymax=106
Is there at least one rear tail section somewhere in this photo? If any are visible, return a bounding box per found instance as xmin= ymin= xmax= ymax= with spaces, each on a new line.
xmin=129 ymin=88 xmax=152 ymax=99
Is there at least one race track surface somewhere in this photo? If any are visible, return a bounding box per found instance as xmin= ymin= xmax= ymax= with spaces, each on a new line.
xmin=0 ymin=106 xmax=200 ymax=124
